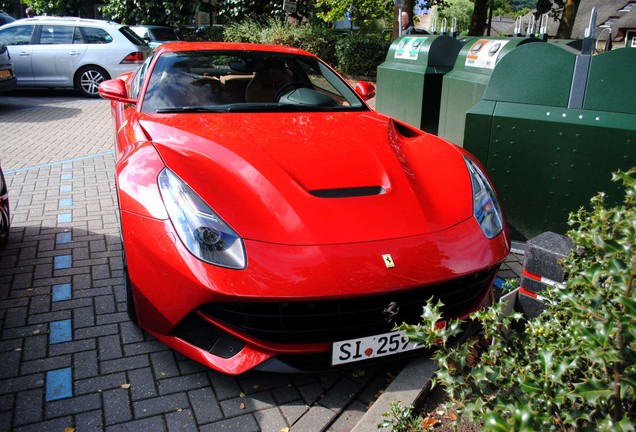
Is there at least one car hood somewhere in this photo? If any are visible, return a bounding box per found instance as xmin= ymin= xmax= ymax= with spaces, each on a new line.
xmin=138 ymin=111 xmax=474 ymax=245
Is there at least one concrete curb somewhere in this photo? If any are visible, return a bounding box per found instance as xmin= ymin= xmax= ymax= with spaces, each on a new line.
xmin=351 ymin=356 xmax=437 ymax=432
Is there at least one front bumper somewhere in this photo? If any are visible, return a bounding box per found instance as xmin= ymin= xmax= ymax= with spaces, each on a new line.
xmin=0 ymin=75 xmax=17 ymax=92
xmin=123 ymin=211 xmax=510 ymax=375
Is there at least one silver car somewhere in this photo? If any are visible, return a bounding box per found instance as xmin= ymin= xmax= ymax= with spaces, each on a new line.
xmin=0 ymin=42 xmax=16 ymax=92
xmin=0 ymin=16 xmax=151 ymax=97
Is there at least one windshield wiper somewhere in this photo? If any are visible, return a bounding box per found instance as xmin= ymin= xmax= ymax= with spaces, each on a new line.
xmin=156 ymin=106 xmax=229 ymax=113
xmin=156 ymin=103 xmax=289 ymax=113
xmin=156 ymin=103 xmax=340 ymax=114
xmin=224 ymin=103 xmax=303 ymax=112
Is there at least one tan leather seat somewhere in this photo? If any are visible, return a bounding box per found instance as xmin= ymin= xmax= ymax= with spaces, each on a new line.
xmin=245 ymin=61 xmax=292 ymax=103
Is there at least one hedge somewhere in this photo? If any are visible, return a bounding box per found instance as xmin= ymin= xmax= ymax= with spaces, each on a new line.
xmin=178 ymin=21 xmax=390 ymax=78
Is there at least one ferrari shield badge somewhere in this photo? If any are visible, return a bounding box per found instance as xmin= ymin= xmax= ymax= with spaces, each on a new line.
xmin=382 ymin=254 xmax=395 ymax=268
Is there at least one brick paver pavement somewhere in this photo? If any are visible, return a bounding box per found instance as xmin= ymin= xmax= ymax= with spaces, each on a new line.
xmin=0 ymin=89 xmax=522 ymax=432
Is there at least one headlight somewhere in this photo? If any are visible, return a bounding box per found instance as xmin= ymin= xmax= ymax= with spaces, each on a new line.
xmin=158 ymin=168 xmax=246 ymax=269
xmin=464 ymin=156 xmax=504 ymax=239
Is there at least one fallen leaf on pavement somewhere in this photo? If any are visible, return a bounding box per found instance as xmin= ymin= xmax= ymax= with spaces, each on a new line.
xmin=422 ymin=416 xmax=441 ymax=428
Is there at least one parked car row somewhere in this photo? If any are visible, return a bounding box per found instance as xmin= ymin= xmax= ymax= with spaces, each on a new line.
xmin=0 ymin=16 xmax=177 ymax=97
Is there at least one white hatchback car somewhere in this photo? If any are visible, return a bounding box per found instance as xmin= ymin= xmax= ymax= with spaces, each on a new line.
xmin=0 ymin=17 xmax=151 ymax=97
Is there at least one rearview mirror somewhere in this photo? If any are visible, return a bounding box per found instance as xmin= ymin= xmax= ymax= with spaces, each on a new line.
xmin=355 ymin=81 xmax=376 ymax=101
xmin=98 ymin=79 xmax=137 ymax=104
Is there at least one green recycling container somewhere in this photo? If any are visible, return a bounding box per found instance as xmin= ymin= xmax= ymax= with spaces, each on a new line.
xmin=464 ymin=43 xmax=636 ymax=239
xmin=375 ymin=35 xmax=462 ymax=134
xmin=437 ymin=36 xmax=540 ymax=146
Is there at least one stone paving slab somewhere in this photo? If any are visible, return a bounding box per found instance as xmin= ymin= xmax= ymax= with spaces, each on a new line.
xmin=0 ymin=89 xmax=522 ymax=431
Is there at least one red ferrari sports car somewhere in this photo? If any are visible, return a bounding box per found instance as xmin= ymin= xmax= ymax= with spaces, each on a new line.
xmin=99 ymin=42 xmax=510 ymax=375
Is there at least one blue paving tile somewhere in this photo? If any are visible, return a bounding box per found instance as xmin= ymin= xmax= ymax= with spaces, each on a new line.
xmin=59 ymin=185 xmax=72 ymax=193
xmin=50 ymin=320 xmax=72 ymax=344
xmin=54 ymin=255 xmax=72 ymax=270
xmin=493 ymin=277 xmax=506 ymax=289
xmin=46 ymin=368 xmax=73 ymax=401
xmin=56 ymin=232 xmax=72 ymax=244
xmin=59 ymin=198 xmax=73 ymax=207
xmin=57 ymin=213 xmax=72 ymax=224
xmin=52 ymin=283 xmax=72 ymax=302
xmin=61 ymin=173 xmax=73 ymax=180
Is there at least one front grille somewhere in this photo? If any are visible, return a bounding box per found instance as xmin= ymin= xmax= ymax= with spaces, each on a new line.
xmin=199 ymin=268 xmax=496 ymax=345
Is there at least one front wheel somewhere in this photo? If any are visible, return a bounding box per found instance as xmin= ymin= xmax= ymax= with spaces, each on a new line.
xmin=0 ymin=169 xmax=9 ymax=249
xmin=75 ymin=66 xmax=110 ymax=98
xmin=122 ymin=250 xmax=138 ymax=323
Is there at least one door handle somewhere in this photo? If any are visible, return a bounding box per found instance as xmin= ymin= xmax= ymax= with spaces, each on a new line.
xmin=18 ymin=51 xmax=30 ymax=56
xmin=69 ymin=51 xmax=81 ymax=56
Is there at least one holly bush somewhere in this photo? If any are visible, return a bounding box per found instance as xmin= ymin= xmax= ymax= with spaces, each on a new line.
xmin=395 ymin=168 xmax=636 ymax=431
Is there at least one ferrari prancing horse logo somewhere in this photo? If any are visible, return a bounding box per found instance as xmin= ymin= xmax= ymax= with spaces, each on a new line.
xmin=382 ymin=254 xmax=395 ymax=268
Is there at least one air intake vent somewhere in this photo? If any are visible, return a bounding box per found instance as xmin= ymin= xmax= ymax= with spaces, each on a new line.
xmin=309 ymin=186 xmax=385 ymax=198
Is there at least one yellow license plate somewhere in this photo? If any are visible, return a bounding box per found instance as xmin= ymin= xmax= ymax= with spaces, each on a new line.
xmin=0 ymin=69 xmax=12 ymax=79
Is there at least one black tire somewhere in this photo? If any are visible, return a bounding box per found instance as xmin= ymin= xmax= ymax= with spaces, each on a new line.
xmin=0 ymin=168 xmax=9 ymax=249
xmin=75 ymin=66 xmax=110 ymax=98
xmin=122 ymin=250 xmax=138 ymax=323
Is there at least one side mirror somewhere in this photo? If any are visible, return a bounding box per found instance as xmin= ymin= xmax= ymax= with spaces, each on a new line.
xmin=355 ymin=81 xmax=376 ymax=101
xmin=98 ymin=79 xmax=137 ymax=104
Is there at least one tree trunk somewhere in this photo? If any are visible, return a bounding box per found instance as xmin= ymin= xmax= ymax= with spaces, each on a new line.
xmin=469 ymin=0 xmax=489 ymax=36
xmin=391 ymin=0 xmax=415 ymax=40
xmin=556 ymin=0 xmax=580 ymax=39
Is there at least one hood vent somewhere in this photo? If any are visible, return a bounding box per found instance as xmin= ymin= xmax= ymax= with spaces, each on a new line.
xmin=309 ymin=186 xmax=386 ymax=198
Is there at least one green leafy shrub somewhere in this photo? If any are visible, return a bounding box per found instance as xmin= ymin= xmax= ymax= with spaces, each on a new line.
xmin=222 ymin=19 xmax=265 ymax=43
xmin=191 ymin=25 xmax=225 ymax=42
xmin=296 ymin=26 xmax=344 ymax=67
xmin=379 ymin=402 xmax=427 ymax=432
xmin=260 ymin=19 xmax=304 ymax=47
xmin=221 ymin=21 xmax=387 ymax=77
xmin=334 ymin=32 xmax=389 ymax=77
xmin=395 ymin=168 xmax=636 ymax=431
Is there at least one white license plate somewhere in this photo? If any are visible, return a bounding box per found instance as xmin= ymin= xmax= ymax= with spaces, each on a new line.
xmin=331 ymin=330 xmax=423 ymax=365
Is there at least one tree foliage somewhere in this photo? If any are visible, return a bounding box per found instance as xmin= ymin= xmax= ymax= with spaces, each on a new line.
xmin=433 ymin=0 xmax=473 ymax=35
xmin=28 ymin=0 xmax=83 ymax=17
xmin=99 ymin=0 xmax=200 ymax=25
xmin=214 ymin=0 xmax=326 ymax=25
xmin=396 ymin=168 xmax=636 ymax=431
xmin=313 ymin=0 xmax=393 ymax=29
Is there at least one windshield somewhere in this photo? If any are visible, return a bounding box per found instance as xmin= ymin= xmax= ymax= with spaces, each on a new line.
xmin=119 ymin=26 xmax=148 ymax=46
xmin=149 ymin=27 xmax=178 ymax=41
xmin=141 ymin=50 xmax=367 ymax=113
